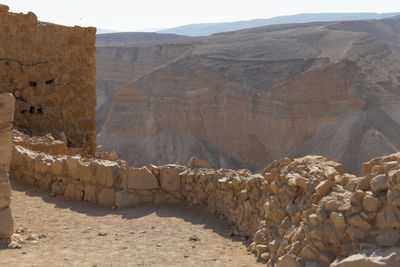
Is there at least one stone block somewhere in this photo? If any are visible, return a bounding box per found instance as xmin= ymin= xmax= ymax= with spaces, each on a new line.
xmin=370 ymin=174 xmax=388 ymax=192
xmin=0 ymin=207 xmax=13 ymax=239
xmin=127 ymin=167 xmax=159 ymax=190
xmin=50 ymin=158 xmax=65 ymax=175
xmin=0 ymin=127 xmax=12 ymax=169
xmin=160 ymin=164 xmax=185 ymax=192
xmin=0 ymin=93 xmax=15 ymax=125
xmin=64 ymin=183 xmax=84 ymax=201
xmin=98 ymin=188 xmax=115 ymax=208
xmin=84 ymin=184 xmax=97 ymax=204
xmin=51 ymin=181 xmax=64 ymax=195
xmin=95 ymin=160 xmax=118 ymax=187
xmin=115 ymin=191 xmax=140 ymax=208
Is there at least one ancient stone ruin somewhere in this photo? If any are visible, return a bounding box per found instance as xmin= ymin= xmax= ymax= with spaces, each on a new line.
xmin=0 ymin=5 xmax=96 ymax=154
xmin=1 ymin=5 xmax=400 ymax=266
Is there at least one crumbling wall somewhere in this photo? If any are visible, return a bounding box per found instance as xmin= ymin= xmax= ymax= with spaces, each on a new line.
xmin=10 ymin=142 xmax=400 ymax=266
xmin=0 ymin=5 xmax=96 ymax=154
xmin=0 ymin=93 xmax=15 ymax=239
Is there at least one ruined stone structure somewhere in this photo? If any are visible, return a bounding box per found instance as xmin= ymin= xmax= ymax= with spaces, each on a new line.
xmin=0 ymin=93 xmax=15 ymax=238
xmin=0 ymin=6 xmax=96 ymax=154
xmin=10 ymin=136 xmax=400 ymax=265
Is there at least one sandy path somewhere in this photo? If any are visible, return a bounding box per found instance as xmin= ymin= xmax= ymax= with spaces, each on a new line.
xmin=0 ymin=178 xmax=262 ymax=266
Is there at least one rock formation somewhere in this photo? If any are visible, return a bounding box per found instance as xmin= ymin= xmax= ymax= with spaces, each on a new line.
xmin=97 ymin=18 xmax=400 ymax=175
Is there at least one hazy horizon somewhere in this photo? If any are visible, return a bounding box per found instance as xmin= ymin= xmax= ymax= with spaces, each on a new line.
xmin=3 ymin=0 xmax=400 ymax=32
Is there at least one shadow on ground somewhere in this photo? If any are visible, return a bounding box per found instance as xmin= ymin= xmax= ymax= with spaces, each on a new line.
xmin=9 ymin=177 xmax=253 ymax=249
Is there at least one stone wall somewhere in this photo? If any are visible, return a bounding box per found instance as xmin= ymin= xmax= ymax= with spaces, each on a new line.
xmin=10 ymin=140 xmax=400 ymax=265
xmin=0 ymin=93 xmax=15 ymax=239
xmin=0 ymin=5 xmax=96 ymax=154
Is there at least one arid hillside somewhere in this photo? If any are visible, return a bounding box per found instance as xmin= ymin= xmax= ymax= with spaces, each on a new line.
xmin=96 ymin=18 xmax=400 ymax=174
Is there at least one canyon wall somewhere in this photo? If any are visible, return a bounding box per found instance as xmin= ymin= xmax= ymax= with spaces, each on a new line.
xmin=0 ymin=93 xmax=15 ymax=239
xmin=0 ymin=6 xmax=97 ymax=154
xmin=98 ymin=18 xmax=400 ymax=175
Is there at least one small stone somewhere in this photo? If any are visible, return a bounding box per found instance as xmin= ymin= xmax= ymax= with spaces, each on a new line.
xmin=29 ymin=241 xmax=38 ymax=245
xmin=98 ymin=232 xmax=107 ymax=236
xmin=156 ymin=243 xmax=162 ymax=247
xmin=39 ymin=233 xmax=47 ymax=239
xmin=255 ymin=244 xmax=268 ymax=258
xmin=189 ymin=235 xmax=200 ymax=241
xmin=8 ymin=241 xmax=21 ymax=249
xmin=315 ymin=179 xmax=333 ymax=197
xmin=27 ymin=234 xmax=39 ymax=241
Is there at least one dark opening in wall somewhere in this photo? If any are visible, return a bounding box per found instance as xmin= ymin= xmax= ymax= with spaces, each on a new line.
xmin=37 ymin=107 xmax=43 ymax=114
xmin=46 ymin=79 xmax=54 ymax=85
xmin=29 ymin=81 xmax=37 ymax=87
xmin=29 ymin=106 xmax=35 ymax=114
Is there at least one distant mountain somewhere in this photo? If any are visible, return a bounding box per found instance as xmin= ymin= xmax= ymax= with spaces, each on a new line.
xmin=158 ymin=12 xmax=400 ymax=36
xmin=96 ymin=32 xmax=187 ymax=47
xmin=96 ymin=28 xmax=116 ymax=34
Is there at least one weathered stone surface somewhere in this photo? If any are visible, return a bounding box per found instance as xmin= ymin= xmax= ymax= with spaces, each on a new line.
xmin=331 ymin=247 xmax=400 ymax=267
xmin=370 ymin=174 xmax=388 ymax=192
xmin=127 ymin=167 xmax=159 ymax=189
xmin=315 ymin=179 xmax=333 ymax=197
xmin=159 ymin=164 xmax=184 ymax=192
xmin=277 ymin=254 xmax=302 ymax=267
xmin=362 ymin=195 xmax=381 ymax=213
xmin=95 ymin=160 xmax=118 ymax=187
xmin=0 ymin=207 xmax=13 ymax=238
xmin=115 ymin=191 xmax=140 ymax=209
xmin=98 ymin=188 xmax=115 ymax=208
xmin=375 ymin=229 xmax=400 ymax=247
xmin=64 ymin=183 xmax=84 ymax=201
xmin=0 ymin=9 xmax=96 ymax=154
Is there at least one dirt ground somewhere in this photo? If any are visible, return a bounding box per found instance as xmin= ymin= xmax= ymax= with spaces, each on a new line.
xmin=0 ymin=178 xmax=263 ymax=266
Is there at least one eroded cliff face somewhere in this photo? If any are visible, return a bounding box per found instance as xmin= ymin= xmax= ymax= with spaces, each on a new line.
xmin=95 ymin=44 xmax=194 ymax=131
xmin=97 ymin=19 xmax=400 ymax=174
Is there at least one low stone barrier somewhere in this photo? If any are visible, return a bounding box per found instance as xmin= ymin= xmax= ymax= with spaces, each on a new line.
xmin=0 ymin=93 xmax=15 ymax=239
xmin=10 ymin=143 xmax=400 ymax=266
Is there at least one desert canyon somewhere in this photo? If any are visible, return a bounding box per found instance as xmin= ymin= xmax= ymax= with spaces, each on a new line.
xmin=1 ymin=4 xmax=400 ymax=267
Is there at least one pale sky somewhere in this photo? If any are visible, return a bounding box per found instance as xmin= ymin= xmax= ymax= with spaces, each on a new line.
xmin=3 ymin=0 xmax=400 ymax=32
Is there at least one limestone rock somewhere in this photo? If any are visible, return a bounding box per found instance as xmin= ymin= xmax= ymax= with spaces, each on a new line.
xmin=127 ymin=167 xmax=159 ymax=189
xmin=97 ymin=188 xmax=115 ymax=208
xmin=159 ymin=164 xmax=185 ymax=192
xmin=331 ymin=247 xmax=400 ymax=267
xmin=370 ymin=175 xmax=388 ymax=192
xmin=277 ymin=254 xmax=302 ymax=267
xmin=0 ymin=207 xmax=13 ymax=238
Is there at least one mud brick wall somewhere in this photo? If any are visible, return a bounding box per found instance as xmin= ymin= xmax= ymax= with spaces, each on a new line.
xmin=0 ymin=5 xmax=96 ymax=154
xmin=0 ymin=93 xmax=15 ymax=238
